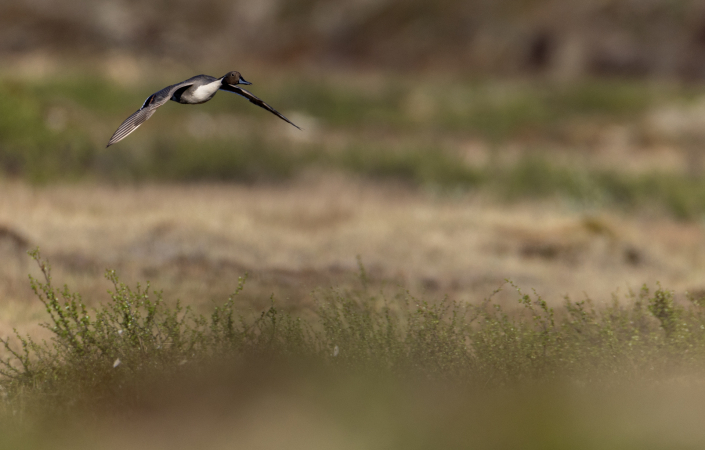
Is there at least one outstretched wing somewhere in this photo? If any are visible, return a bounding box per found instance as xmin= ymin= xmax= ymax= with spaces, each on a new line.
xmin=106 ymin=106 xmax=157 ymax=147
xmin=219 ymin=84 xmax=301 ymax=130
xmin=106 ymin=81 xmax=195 ymax=147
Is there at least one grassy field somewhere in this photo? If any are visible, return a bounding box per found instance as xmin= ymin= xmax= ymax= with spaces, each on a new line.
xmin=2 ymin=252 xmax=705 ymax=449
xmin=2 ymin=62 xmax=705 ymax=448
xmin=2 ymin=64 xmax=705 ymax=217
xmin=1 ymin=177 xmax=705 ymax=448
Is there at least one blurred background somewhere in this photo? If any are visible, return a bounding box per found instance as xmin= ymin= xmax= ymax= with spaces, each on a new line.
xmin=1 ymin=0 xmax=705 ymax=313
xmin=2 ymin=0 xmax=705 ymax=448
xmin=2 ymin=0 xmax=705 ymax=309
xmin=6 ymin=0 xmax=705 ymax=77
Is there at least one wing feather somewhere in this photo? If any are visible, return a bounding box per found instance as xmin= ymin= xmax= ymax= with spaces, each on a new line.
xmin=106 ymin=108 xmax=157 ymax=147
xmin=219 ymin=84 xmax=301 ymax=130
xmin=106 ymin=80 xmax=195 ymax=147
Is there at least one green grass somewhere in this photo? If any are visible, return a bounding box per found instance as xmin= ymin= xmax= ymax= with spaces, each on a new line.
xmin=334 ymin=143 xmax=484 ymax=188
xmin=2 ymin=74 xmax=704 ymax=217
xmin=0 ymin=81 xmax=94 ymax=181
xmin=431 ymin=80 xmax=660 ymax=140
xmin=497 ymin=155 xmax=705 ymax=219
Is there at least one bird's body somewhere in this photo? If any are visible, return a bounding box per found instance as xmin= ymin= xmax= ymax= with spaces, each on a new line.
xmin=170 ymin=75 xmax=222 ymax=104
xmin=107 ymin=71 xmax=300 ymax=147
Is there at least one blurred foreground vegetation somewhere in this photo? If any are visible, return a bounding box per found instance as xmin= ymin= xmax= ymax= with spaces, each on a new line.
xmin=2 ymin=71 xmax=705 ymax=219
xmin=2 ymin=252 xmax=705 ymax=448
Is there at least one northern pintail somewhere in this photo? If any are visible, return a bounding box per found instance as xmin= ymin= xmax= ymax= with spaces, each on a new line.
xmin=107 ymin=71 xmax=300 ymax=147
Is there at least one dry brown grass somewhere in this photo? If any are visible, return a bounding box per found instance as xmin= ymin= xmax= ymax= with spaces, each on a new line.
xmin=1 ymin=175 xmax=704 ymax=340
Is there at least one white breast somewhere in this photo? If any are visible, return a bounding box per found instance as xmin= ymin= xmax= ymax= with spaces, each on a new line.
xmin=190 ymin=80 xmax=222 ymax=102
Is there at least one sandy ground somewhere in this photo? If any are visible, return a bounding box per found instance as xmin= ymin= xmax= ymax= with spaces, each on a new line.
xmin=1 ymin=175 xmax=705 ymax=336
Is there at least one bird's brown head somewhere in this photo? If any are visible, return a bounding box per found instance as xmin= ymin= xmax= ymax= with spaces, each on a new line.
xmin=223 ymin=71 xmax=251 ymax=85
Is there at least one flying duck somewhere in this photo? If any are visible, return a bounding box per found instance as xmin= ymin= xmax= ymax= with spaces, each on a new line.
xmin=107 ymin=71 xmax=300 ymax=147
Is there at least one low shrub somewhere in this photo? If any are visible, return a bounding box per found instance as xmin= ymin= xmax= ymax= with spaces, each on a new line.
xmin=3 ymin=250 xmax=705 ymax=415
